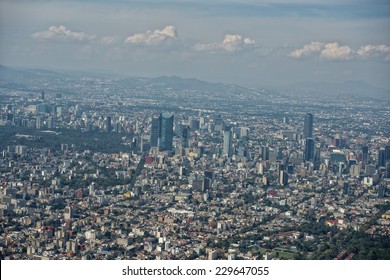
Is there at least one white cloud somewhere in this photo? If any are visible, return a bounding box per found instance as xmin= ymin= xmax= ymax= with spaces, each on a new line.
xmin=357 ymin=44 xmax=390 ymax=60
xmin=291 ymin=42 xmax=390 ymax=61
xmin=288 ymin=42 xmax=323 ymax=58
xmin=124 ymin=25 xmax=178 ymax=45
xmin=31 ymin=25 xmax=95 ymax=42
xmin=290 ymin=41 xmax=355 ymax=61
xmin=320 ymin=42 xmax=353 ymax=60
xmin=194 ymin=34 xmax=256 ymax=53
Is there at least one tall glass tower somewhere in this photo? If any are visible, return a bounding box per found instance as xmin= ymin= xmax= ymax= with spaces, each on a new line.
xmin=151 ymin=117 xmax=160 ymax=148
xmin=159 ymin=113 xmax=174 ymax=151
xmin=304 ymin=138 xmax=315 ymax=161
xmin=304 ymin=113 xmax=313 ymax=139
xmin=223 ymin=130 xmax=232 ymax=157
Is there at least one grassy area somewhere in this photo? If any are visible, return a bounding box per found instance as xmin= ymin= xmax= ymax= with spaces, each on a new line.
xmin=257 ymin=247 xmax=268 ymax=255
xmin=272 ymin=249 xmax=297 ymax=260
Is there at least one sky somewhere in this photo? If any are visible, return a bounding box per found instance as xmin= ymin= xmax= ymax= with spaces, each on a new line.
xmin=0 ymin=0 xmax=389 ymax=88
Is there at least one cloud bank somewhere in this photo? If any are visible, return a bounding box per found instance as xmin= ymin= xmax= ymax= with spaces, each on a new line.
xmin=357 ymin=44 xmax=390 ymax=61
xmin=194 ymin=34 xmax=256 ymax=53
xmin=30 ymin=25 xmax=390 ymax=63
xmin=124 ymin=25 xmax=178 ymax=46
xmin=290 ymin=42 xmax=390 ymax=61
xmin=320 ymin=42 xmax=353 ymax=60
xmin=289 ymin=42 xmax=324 ymax=58
xmin=31 ymin=25 xmax=95 ymax=42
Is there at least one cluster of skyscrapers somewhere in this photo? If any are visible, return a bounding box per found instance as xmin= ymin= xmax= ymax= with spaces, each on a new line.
xmin=151 ymin=113 xmax=174 ymax=151
xmin=1 ymin=71 xmax=389 ymax=261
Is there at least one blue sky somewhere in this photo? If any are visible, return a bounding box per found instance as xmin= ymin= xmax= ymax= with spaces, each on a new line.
xmin=0 ymin=0 xmax=389 ymax=88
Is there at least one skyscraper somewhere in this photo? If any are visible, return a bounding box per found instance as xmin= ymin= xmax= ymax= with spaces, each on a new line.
xmin=223 ymin=130 xmax=232 ymax=157
xmin=279 ymin=170 xmax=288 ymax=186
xmin=36 ymin=116 xmax=42 ymax=130
xmin=47 ymin=116 xmax=55 ymax=129
xmin=181 ymin=125 xmax=189 ymax=148
xmin=106 ymin=116 xmax=112 ymax=132
xmin=361 ymin=146 xmax=369 ymax=165
xmin=214 ymin=115 xmax=224 ymax=132
xmin=190 ymin=117 xmax=200 ymax=130
xmin=304 ymin=113 xmax=313 ymax=139
xmin=385 ymin=145 xmax=390 ymax=162
xmin=159 ymin=113 xmax=174 ymax=151
xmin=378 ymin=148 xmax=386 ymax=167
xmin=304 ymin=138 xmax=315 ymax=161
xmin=262 ymin=146 xmax=269 ymax=161
xmin=151 ymin=117 xmax=160 ymax=148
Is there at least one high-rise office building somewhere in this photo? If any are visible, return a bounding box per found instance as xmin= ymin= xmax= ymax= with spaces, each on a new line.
xmin=378 ymin=185 xmax=386 ymax=198
xmin=304 ymin=113 xmax=313 ymax=138
xmin=181 ymin=125 xmax=189 ymax=148
xmin=190 ymin=117 xmax=200 ymax=130
xmin=262 ymin=146 xmax=269 ymax=161
xmin=214 ymin=115 xmax=224 ymax=132
xmin=277 ymin=162 xmax=285 ymax=173
xmin=279 ymin=170 xmax=288 ymax=186
xmin=151 ymin=117 xmax=160 ymax=148
xmin=6 ymin=113 xmax=13 ymax=122
xmin=223 ymin=130 xmax=232 ymax=157
xmin=47 ymin=117 xmax=55 ymax=129
xmin=361 ymin=146 xmax=369 ymax=165
xmin=159 ymin=113 xmax=174 ymax=151
xmin=304 ymin=138 xmax=315 ymax=161
xmin=106 ymin=116 xmax=112 ymax=132
xmin=115 ymin=122 xmax=122 ymax=133
xmin=385 ymin=145 xmax=390 ymax=162
xmin=36 ymin=116 xmax=42 ymax=130
xmin=378 ymin=148 xmax=386 ymax=167
xmin=314 ymin=143 xmax=321 ymax=163
xmin=277 ymin=147 xmax=283 ymax=160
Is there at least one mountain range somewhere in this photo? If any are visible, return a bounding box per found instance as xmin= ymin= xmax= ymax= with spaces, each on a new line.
xmin=0 ymin=65 xmax=388 ymax=100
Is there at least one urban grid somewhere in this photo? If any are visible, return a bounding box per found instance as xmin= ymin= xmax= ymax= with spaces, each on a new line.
xmin=0 ymin=67 xmax=389 ymax=260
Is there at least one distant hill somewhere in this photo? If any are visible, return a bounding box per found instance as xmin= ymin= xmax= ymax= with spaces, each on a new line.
xmin=0 ymin=64 xmax=58 ymax=80
xmin=1 ymin=65 xmax=388 ymax=101
xmin=0 ymin=65 xmax=61 ymax=90
xmin=0 ymin=65 xmax=267 ymax=103
xmin=0 ymin=65 xmax=226 ymax=91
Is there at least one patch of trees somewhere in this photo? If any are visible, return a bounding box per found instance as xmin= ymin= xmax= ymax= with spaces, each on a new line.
xmin=310 ymin=228 xmax=390 ymax=260
xmin=0 ymin=126 xmax=133 ymax=153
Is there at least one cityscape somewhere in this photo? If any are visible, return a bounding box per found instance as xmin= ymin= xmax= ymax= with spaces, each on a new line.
xmin=1 ymin=0 xmax=389 ymax=265
xmin=0 ymin=65 xmax=389 ymax=260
